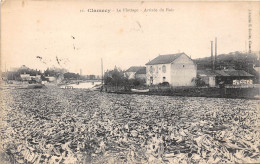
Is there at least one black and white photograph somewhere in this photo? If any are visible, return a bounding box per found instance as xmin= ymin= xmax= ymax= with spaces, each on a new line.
xmin=1 ymin=0 xmax=260 ymax=163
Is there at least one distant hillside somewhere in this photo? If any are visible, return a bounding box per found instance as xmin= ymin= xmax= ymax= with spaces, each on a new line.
xmin=195 ymin=51 xmax=259 ymax=69
xmin=195 ymin=51 xmax=260 ymax=82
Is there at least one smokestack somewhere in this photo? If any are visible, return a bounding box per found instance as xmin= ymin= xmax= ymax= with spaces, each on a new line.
xmin=211 ymin=41 xmax=215 ymax=70
xmin=215 ymin=37 xmax=217 ymax=69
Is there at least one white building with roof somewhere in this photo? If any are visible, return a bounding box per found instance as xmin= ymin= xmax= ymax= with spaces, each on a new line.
xmin=20 ymin=73 xmax=31 ymax=81
xmin=145 ymin=53 xmax=197 ymax=86
xmin=125 ymin=66 xmax=146 ymax=79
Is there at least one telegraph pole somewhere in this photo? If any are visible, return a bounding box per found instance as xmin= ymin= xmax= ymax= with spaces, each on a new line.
xmin=248 ymin=9 xmax=252 ymax=54
xmin=101 ymin=58 xmax=103 ymax=85
xmin=215 ymin=37 xmax=217 ymax=69
xmin=211 ymin=41 xmax=215 ymax=70
xmin=247 ymin=9 xmax=252 ymax=75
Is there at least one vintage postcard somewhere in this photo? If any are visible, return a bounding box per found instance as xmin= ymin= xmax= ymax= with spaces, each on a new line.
xmin=1 ymin=0 xmax=260 ymax=163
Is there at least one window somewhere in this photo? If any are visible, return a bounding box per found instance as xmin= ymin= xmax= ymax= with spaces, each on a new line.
xmin=150 ymin=77 xmax=153 ymax=85
xmin=163 ymin=77 xmax=166 ymax=82
xmin=162 ymin=65 xmax=166 ymax=73
xmin=149 ymin=66 xmax=153 ymax=73
xmin=183 ymin=65 xmax=185 ymax=68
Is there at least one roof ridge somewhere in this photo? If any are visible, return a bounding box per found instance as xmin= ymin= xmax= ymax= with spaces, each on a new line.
xmin=145 ymin=53 xmax=186 ymax=65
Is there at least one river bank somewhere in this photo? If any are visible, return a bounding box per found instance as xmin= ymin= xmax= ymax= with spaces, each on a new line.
xmin=104 ymin=86 xmax=260 ymax=100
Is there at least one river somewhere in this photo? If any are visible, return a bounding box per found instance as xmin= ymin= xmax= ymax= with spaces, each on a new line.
xmin=60 ymin=81 xmax=102 ymax=89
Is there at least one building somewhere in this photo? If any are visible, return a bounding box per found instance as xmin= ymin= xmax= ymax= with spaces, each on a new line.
xmin=80 ymin=69 xmax=82 ymax=76
xmin=125 ymin=66 xmax=146 ymax=79
xmin=197 ymin=69 xmax=254 ymax=87
xmin=20 ymin=73 xmax=31 ymax=81
xmin=253 ymin=63 xmax=260 ymax=83
xmin=56 ymin=74 xmax=64 ymax=83
xmin=215 ymin=69 xmax=254 ymax=85
xmin=30 ymin=75 xmax=42 ymax=82
xmin=135 ymin=67 xmax=146 ymax=80
xmin=145 ymin=53 xmax=197 ymax=86
xmin=20 ymin=73 xmax=42 ymax=82
xmin=197 ymin=70 xmax=218 ymax=87
xmin=254 ymin=63 xmax=260 ymax=74
xmin=45 ymin=76 xmax=56 ymax=82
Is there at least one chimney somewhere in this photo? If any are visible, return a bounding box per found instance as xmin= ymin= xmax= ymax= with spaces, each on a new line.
xmin=211 ymin=41 xmax=215 ymax=70
xmin=215 ymin=37 xmax=217 ymax=69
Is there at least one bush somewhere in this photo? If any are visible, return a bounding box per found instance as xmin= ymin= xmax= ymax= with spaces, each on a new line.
xmin=195 ymin=77 xmax=206 ymax=87
xmin=159 ymin=82 xmax=170 ymax=86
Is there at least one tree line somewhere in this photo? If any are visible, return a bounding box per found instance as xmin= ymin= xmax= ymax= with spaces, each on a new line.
xmin=2 ymin=66 xmax=100 ymax=81
xmin=103 ymin=66 xmax=145 ymax=89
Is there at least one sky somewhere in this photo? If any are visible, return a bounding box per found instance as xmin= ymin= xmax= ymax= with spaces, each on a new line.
xmin=1 ymin=0 xmax=260 ymax=75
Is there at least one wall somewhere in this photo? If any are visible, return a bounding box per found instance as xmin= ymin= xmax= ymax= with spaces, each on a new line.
xmin=208 ymin=77 xmax=216 ymax=87
xmin=135 ymin=74 xmax=146 ymax=80
xmin=20 ymin=74 xmax=31 ymax=81
xmin=170 ymin=54 xmax=197 ymax=86
xmin=57 ymin=74 xmax=64 ymax=83
xmin=146 ymin=63 xmax=171 ymax=85
xmin=46 ymin=76 xmax=56 ymax=82
xmin=125 ymin=72 xmax=135 ymax=79
xmin=216 ymin=76 xmax=254 ymax=85
xmin=233 ymin=79 xmax=253 ymax=85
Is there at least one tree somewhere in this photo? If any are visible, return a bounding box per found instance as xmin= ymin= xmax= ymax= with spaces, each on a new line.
xmin=43 ymin=67 xmax=67 ymax=77
xmin=88 ymin=75 xmax=96 ymax=80
xmin=195 ymin=77 xmax=206 ymax=87
xmin=129 ymin=78 xmax=146 ymax=87
xmin=104 ymin=67 xmax=146 ymax=91
xmin=104 ymin=67 xmax=128 ymax=87
xmin=64 ymin=72 xmax=80 ymax=80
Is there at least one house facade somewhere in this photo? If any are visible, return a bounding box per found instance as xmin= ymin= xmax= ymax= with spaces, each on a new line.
xmin=20 ymin=73 xmax=41 ymax=82
xmin=146 ymin=53 xmax=197 ymax=86
xmin=45 ymin=76 xmax=56 ymax=82
xmin=20 ymin=73 xmax=31 ymax=81
xmin=135 ymin=67 xmax=146 ymax=80
xmin=125 ymin=66 xmax=146 ymax=79
xmin=30 ymin=75 xmax=42 ymax=82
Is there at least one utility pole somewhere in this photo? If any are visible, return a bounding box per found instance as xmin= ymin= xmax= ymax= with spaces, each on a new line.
xmin=245 ymin=41 xmax=247 ymax=53
xmin=248 ymin=9 xmax=252 ymax=54
xmin=5 ymin=63 xmax=7 ymax=84
xmin=101 ymin=58 xmax=103 ymax=85
xmin=211 ymin=41 xmax=215 ymax=70
xmin=215 ymin=37 xmax=217 ymax=69
xmin=247 ymin=9 xmax=252 ymax=78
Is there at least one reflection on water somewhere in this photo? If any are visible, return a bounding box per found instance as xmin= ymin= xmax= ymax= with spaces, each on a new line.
xmin=60 ymin=81 xmax=101 ymax=89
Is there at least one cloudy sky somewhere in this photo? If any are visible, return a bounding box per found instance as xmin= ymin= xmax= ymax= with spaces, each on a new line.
xmin=1 ymin=0 xmax=260 ymax=75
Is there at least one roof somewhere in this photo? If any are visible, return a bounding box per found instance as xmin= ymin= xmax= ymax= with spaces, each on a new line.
xmin=135 ymin=67 xmax=146 ymax=74
xmin=125 ymin=66 xmax=145 ymax=72
xmin=145 ymin=53 xmax=184 ymax=65
xmin=224 ymin=70 xmax=254 ymax=77
xmin=197 ymin=70 xmax=218 ymax=77
xmin=200 ymin=69 xmax=254 ymax=77
xmin=214 ymin=70 xmax=230 ymax=77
